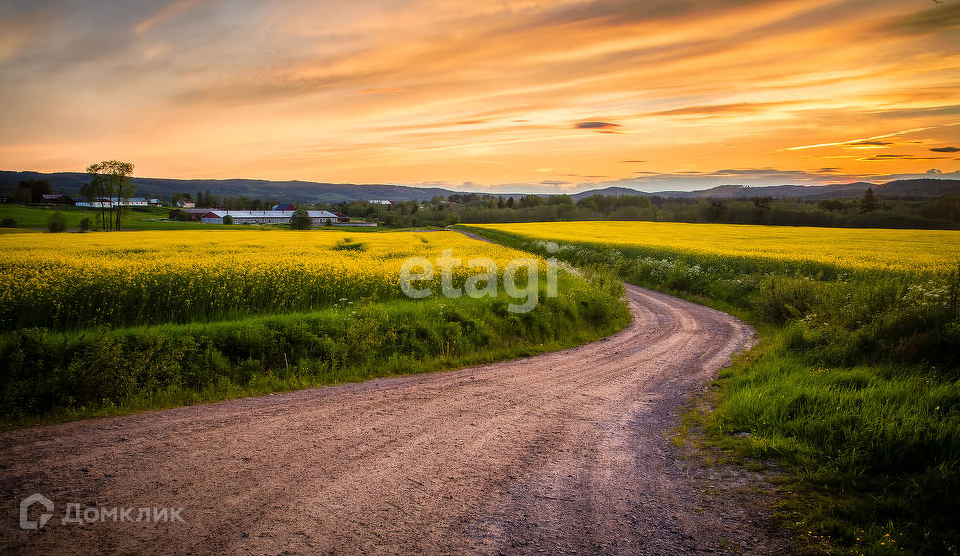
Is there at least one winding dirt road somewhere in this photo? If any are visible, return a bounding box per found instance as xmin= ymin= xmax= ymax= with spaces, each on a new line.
xmin=1 ymin=285 xmax=790 ymax=555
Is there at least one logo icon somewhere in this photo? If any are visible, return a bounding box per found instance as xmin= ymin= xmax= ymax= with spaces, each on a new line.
xmin=20 ymin=493 xmax=54 ymax=530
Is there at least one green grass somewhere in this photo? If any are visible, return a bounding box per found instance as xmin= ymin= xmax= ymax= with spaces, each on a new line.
xmin=460 ymin=224 xmax=960 ymax=556
xmin=1 ymin=270 xmax=630 ymax=428
xmin=0 ymin=204 xmax=453 ymax=232
xmin=0 ymin=204 xmax=224 ymax=230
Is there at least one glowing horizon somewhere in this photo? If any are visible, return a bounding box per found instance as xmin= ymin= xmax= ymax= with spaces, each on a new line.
xmin=1 ymin=0 xmax=959 ymax=193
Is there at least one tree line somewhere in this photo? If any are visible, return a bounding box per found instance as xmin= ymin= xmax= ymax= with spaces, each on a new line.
xmin=316 ymin=188 xmax=960 ymax=230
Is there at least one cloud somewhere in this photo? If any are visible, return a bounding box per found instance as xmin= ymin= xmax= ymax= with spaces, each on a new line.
xmin=134 ymin=0 xmax=209 ymax=35
xmin=0 ymin=3 xmax=62 ymax=60
xmin=516 ymin=0 xmax=771 ymax=33
xmin=869 ymin=105 xmax=960 ymax=119
xmin=860 ymin=154 xmax=947 ymax=161
xmin=931 ymin=147 xmax=960 ymax=153
xmin=359 ymin=88 xmax=404 ymax=95
xmin=644 ymin=101 xmax=797 ymax=117
xmin=880 ymin=3 xmax=960 ymax=36
xmin=540 ymin=180 xmax=571 ymax=185
xmin=784 ymin=126 xmax=939 ymax=151
xmin=927 ymin=168 xmax=942 ymax=175
xmin=621 ymin=160 xmax=645 ymax=163
xmin=575 ymin=121 xmax=621 ymax=130
xmin=848 ymin=140 xmax=893 ymax=146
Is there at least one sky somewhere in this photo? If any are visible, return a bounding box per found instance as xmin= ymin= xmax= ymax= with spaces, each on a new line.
xmin=1 ymin=0 xmax=959 ymax=194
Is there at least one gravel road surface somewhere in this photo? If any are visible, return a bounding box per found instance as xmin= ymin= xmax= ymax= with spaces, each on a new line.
xmin=1 ymin=284 xmax=791 ymax=555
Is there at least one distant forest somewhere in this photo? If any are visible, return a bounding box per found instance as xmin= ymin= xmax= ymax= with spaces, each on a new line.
xmin=325 ymin=189 xmax=960 ymax=230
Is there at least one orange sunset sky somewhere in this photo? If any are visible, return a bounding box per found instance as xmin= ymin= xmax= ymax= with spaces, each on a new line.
xmin=1 ymin=0 xmax=959 ymax=193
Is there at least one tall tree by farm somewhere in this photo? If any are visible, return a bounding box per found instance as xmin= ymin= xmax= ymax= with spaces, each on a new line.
xmin=84 ymin=161 xmax=134 ymax=231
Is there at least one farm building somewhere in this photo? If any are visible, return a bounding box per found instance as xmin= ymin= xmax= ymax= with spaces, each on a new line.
xmin=200 ymin=210 xmax=340 ymax=225
xmin=41 ymin=194 xmax=75 ymax=205
xmin=169 ymin=208 xmax=214 ymax=221
xmin=272 ymin=203 xmax=296 ymax=211
xmin=75 ymin=197 xmax=150 ymax=208
xmin=75 ymin=198 xmax=116 ymax=208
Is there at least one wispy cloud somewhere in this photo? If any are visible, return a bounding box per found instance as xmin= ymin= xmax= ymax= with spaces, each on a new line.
xmin=860 ymin=154 xmax=948 ymax=161
xmin=644 ymin=101 xmax=798 ymax=117
xmin=880 ymin=2 xmax=960 ymax=36
xmin=848 ymin=140 xmax=894 ymax=146
xmin=783 ymin=126 xmax=940 ymax=151
xmin=134 ymin=0 xmax=209 ymax=35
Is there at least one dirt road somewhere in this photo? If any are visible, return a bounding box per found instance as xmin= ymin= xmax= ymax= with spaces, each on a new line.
xmin=1 ymin=284 xmax=789 ymax=555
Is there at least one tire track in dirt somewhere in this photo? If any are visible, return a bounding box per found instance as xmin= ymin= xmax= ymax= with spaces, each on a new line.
xmin=0 ymin=284 xmax=791 ymax=555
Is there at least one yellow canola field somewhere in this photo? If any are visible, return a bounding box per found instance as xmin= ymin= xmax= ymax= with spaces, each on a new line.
xmin=0 ymin=230 xmax=533 ymax=330
xmin=472 ymin=221 xmax=960 ymax=273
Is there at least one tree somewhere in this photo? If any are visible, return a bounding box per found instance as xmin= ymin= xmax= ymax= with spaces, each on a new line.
xmin=14 ymin=184 xmax=31 ymax=203
xmin=290 ymin=208 xmax=312 ymax=230
xmin=80 ymin=177 xmax=110 ymax=230
xmin=86 ymin=160 xmax=134 ymax=230
xmin=752 ymin=196 xmax=773 ymax=224
xmin=47 ymin=212 xmax=67 ymax=233
xmin=520 ymin=195 xmax=543 ymax=208
xmin=860 ymin=187 xmax=880 ymax=213
xmin=19 ymin=179 xmax=52 ymax=202
xmin=79 ymin=218 xmax=91 ymax=232
xmin=222 ymin=214 xmax=233 ymax=225
xmin=705 ymin=200 xmax=727 ymax=222
xmin=819 ymin=199 xmax=847 ymax=212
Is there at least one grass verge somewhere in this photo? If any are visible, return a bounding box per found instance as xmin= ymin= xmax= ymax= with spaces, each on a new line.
xmin=1 ymin=271 xmax=629 ymax=428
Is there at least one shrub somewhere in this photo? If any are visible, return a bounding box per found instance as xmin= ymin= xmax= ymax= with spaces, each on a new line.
xmin=222 ymin=214 xmax=233 ymax=225
xmin=0 ymin=218 xmax=16 ymax=228
xmin=47 ymin=212 xmax=67 ymax=233
xmin=79 ymin=218 xmax=90 ymax=232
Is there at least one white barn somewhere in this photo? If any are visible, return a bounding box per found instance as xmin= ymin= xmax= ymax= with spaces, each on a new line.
xmin=200 ymin=210 xmax=339 ymax=225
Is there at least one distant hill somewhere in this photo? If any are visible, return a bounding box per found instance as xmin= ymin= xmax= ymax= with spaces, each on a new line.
xmin=0 ymin=171 xmax=460 ymax=203
xmin=573 ymin=179 xmax=960 ymax=200
xmin=3 ymin=171 xmax=959 ymax=203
